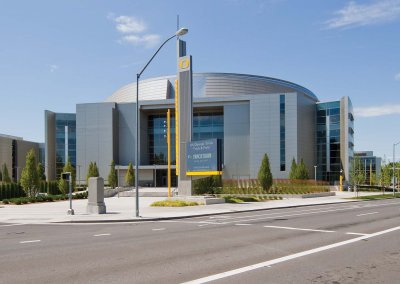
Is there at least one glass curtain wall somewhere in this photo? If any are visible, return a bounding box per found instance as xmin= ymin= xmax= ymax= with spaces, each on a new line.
xmin=55 ymin=114 xmax=76 ymax=178
xmin=148 ymin=110 xmax=223 ymax=187
xmin=316 ymin=102 xmax=341 ymax=184
xmin=148 ymin=111 xmax=224 ymax=165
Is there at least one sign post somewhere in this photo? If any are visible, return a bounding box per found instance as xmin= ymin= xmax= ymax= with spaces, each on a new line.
xmin=62 ymin=172 xmax=74 ymax=215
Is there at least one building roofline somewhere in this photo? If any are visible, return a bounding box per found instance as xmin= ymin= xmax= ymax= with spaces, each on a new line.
xmin=124 ymin=72 xmax=318 ymax=101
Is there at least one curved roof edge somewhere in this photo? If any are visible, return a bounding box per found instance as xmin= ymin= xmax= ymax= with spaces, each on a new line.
xmin=109 ymin=72 xmax=319 ymax=102
xmin=197 ymin=72 xmax=318 ymax=101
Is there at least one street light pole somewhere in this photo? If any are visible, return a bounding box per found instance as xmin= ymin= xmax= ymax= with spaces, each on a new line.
xmin=135 ymin=27 xmax=188 ymax=217
xmin=393 ymin=141 xmax=400 ymax=196
xmin=314 ymin=165 xmax=317 ymax=182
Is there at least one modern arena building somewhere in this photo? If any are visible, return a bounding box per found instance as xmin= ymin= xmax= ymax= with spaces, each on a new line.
xmin=45 ymin=72 xmax=354 ymax=187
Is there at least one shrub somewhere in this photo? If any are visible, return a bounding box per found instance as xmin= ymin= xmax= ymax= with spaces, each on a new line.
xmin=193 ymin=176 xmax=222 ymax=195
xmin=258 ymin=154 xmax=273 ymax=191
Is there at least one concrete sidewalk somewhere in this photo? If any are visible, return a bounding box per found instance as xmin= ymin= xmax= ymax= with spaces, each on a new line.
xmin=0 ymin=191 xmax=386 ymax=224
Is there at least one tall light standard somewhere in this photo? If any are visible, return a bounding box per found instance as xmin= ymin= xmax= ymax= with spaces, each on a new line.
xmin=393 ymin=141 xmax=400 ymax=196
xmin=314 ymin=165 xmax=317 ymax=182
xmin=135 ymin=27 xmax=189 ymax=217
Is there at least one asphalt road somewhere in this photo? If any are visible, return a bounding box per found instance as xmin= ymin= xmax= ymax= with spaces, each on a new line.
xmin=1 ymin=199 xmax=400 ymax=284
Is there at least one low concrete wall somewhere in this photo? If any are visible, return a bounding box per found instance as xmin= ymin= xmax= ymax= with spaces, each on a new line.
xmin=171 ymin=196 xmax=225 ymax=205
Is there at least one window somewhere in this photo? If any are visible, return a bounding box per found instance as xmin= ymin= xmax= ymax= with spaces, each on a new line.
xmin=280 ymin=95 xmax=285 ymax=171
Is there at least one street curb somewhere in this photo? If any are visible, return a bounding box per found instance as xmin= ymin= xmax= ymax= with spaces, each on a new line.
xmin=58 ymin=199 xmax=364 ymax=224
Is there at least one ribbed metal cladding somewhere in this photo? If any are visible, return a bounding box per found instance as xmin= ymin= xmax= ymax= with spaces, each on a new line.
xmin=105 ymin=73 xmax=318 ymax=103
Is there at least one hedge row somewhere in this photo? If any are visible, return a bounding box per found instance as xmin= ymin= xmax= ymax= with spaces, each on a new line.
xmin=0 ymin=181 xmax=61 ymax=200
xmin=0 ymin=183 xmax=25 ymax=200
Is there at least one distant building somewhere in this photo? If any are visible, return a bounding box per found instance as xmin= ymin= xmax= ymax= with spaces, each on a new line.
xmin=44 ymin=111 xmax=76 ymax=181
xmin=354 ymin=151 xmax=382 ymax=184
xmin=0 ymin=133 xmax=40 ymax=182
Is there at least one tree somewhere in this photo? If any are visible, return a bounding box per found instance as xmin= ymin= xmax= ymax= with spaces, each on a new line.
xmin=58 ymin=158 xmax=75 ymax=194
xmin=296 ymin=159 xmax=309 ymax=180
xmin=379 ymin=165 xmax=391 ymax=194
xmin=86 ymin=162 xmax=100 ymax=184
xmin=20 ymin=149 xmax=40 ymax=197
xmin=2 ymin=163 xmax=11 ymax=183
xmin=125 ymin=162 xmax=135 ymax=186
xmin=289 ymin=158 xmax=297 ymax=180
xmin=108 ymin=160 xmax=118 ymax=188
xmin=258 ymin=153 xmax=273 ymax=191
xmin=37 ymin=162 xmax=46 ymax=181
xmin=350 ymin=157 xmax=366 ymax=189
xmin=0 ymin=167 xmax=2 ymax=182
xmin=370 ymin=172 xmax=378 ymax=186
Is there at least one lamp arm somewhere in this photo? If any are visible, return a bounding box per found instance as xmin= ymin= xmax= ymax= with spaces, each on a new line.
xmin=138 ymin=34 xmax=177 ymax=77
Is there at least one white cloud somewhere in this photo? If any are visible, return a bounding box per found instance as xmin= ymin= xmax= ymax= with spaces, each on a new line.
xmin=49 ymin=64 xmax=59 ymax=73
xmin=114 ymin=16 xmax=146 ymax=34
xmin=120 ymin=34 xmax=161 ymax=48
xmin=325 ymin=0 xmax=400 ymax=29
xmin=354 ymin=104 xmax=400 ymax=117
xmin=109 ymin=14 xmax=160 ymax=48
xmin=395 ymin=73 xmax=400 ymax=80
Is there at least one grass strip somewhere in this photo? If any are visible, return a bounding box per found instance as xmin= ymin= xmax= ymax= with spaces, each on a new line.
xmin=351 ymin=194 xmax=400 ymax=200
xmin=150 ymin=200 xmax=199 ymax=207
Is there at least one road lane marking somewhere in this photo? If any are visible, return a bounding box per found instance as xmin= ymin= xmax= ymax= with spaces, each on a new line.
xmin=357 ymin=212 xmax=379 ymax=217
xmin=198 ymin=221 xmax=229 ymax=225
xmin=20 ymin=240 xmax=41 ymax=244
xmin=93 ymin=233 xmax=111 ymax=237
xmin=235 ymin=224 xmax=252 ymax=226
xmin=198 ymin=224 xmax=210 ymax=227
xmin=198 ymin=201 xmax=399 ymax=222
xmin=346 ymin=232 xmax=369 ymax=236
xmin=152 ymin=228 xmax=166 ymax=231
xmin=182 ymin=225 xmax=400 ymax=284
xmin=264 ymin=225 xmax=335 ymax=233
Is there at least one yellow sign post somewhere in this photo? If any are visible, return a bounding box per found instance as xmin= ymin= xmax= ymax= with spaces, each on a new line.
xmin=340 ymin=174 xmax=343 ymax=192
xmin=167 ymin=109 xmax=171 ymax=198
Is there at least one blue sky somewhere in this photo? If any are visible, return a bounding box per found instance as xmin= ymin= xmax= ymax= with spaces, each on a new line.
xmin=0 ymin=0 xmax=399 ymax=161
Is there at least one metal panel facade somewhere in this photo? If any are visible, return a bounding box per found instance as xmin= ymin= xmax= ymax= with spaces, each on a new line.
xmin=223 ymin=103 xmax=250 ymax=179
xmin=77 ymin=103 xmax=116 ymax=183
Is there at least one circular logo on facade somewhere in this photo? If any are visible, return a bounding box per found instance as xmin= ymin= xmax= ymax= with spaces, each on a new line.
xmin=179 ymin=58 xmax=190 ymax=69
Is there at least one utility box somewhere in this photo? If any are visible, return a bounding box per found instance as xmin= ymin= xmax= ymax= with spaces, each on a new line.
xmin=87 ymin=177 xmax=106 ymax=214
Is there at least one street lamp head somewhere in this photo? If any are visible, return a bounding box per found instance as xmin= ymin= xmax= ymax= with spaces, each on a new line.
xmin=176 ymin=28 xmax=188 ymax=36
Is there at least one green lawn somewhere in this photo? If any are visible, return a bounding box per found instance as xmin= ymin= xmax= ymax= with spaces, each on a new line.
xmin=352 ymin=193 xmax=400 ymax=200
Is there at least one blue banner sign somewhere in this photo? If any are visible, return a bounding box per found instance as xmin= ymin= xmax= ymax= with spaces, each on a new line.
xmin=186 ymin=139 xmax=222 ymax=175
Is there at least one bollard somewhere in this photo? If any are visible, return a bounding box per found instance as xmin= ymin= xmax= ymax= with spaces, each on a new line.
xmin=87 ymin=177 xmax=106 ymax=214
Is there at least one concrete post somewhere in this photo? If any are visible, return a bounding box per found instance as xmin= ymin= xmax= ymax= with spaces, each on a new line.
xmin=87 ymin=177 xmax=106 ymax=214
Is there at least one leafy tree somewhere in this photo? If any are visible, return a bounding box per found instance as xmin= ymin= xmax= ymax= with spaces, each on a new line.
xmin=37 ymin=162 xmax=46 ymax=181
xmin=296 ymin=159 xmax=309 ymax=180
xmin=289 ymin=158 xmax=297 ymax=179
xmin=2 ymin=163 xmax=11 ymax=183
xmin=370 ymin=172 xmax=378 ymax=186
xmin=379 ymin=164 xmax=391 ymax=194
xmin=258 ymin=153 xmax=273 ymax=191
xmin=108 ymin=160 xmax=118 ymax=188
xmin=58 ymin=158 xmax=76 ymax=194
xmin=86 ymin=162 xmax=100 ymax=184
xmin=350 ymin=157 xmax=366 ymax=188
xmin=125 ymin=162 xmax=135 ymax=186
xmin=20 ymin=149 xmax=40 ymax=197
